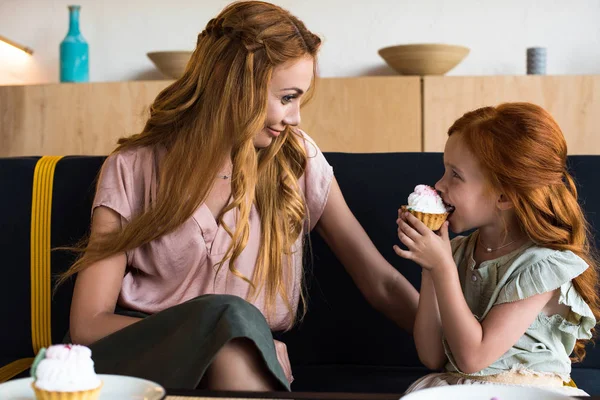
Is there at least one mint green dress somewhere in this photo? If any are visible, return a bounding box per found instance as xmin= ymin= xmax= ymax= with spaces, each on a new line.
xmin=406 ymin=231 xmax=596 ymax=396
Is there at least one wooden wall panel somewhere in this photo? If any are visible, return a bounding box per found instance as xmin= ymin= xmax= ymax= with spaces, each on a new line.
xmin=0 ymin=77 xmax=422 ymax=156
xmin=301 ymin=77 xmax=421 ymax=153
xmin=0 ymin=81 xmax=171 ymax=156
xmin=423 ymin=75 xmax=600 ymax=154
xmin=4 ymin=76 xmax=600 ymax=156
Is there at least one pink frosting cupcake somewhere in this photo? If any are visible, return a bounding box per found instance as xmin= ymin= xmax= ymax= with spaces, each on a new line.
xmin=401 ymin=184 xmax=450 ymax=231
xmin=30 ymin=344 xmax=102 ymax=400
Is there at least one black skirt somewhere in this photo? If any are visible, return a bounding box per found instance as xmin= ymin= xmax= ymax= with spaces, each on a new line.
xmin=69 ymin=294 xmax=289 ymax=390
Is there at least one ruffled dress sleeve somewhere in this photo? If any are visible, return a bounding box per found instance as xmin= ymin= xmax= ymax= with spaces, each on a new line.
xmin=495 ymin=249 xmax=596 ymax=340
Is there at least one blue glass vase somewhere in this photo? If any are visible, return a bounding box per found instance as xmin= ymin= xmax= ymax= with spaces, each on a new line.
xmin=60 ymin=5 xmax=89 ymax=82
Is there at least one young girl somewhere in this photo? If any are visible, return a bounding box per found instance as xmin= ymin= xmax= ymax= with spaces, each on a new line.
xmin=395 ymin=102 xmax=599 ymax=396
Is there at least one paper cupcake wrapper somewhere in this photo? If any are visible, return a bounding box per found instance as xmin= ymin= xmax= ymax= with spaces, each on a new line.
xmin=401 ymin=205 xmax=449 ymax=231
xmin=31 ymin=382 xmax=102 ymax=400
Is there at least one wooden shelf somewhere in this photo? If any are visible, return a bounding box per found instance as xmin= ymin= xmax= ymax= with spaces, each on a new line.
xmin=2 ymin=75 xmax=599 ymax=156
xmin=0 ymin=77 xmax=421 ymax=156
xmin=423 ymin=75 xmax=600 ymax=155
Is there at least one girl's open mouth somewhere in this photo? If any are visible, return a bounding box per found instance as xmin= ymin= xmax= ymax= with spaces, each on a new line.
xmin=443 ymin=199 xmax=455 ymax=214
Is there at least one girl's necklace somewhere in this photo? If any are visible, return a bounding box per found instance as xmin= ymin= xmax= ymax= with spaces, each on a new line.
xmin=478 ymin=236 xmax=517 ymax=253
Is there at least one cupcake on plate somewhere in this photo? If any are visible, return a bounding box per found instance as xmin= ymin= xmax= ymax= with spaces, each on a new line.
xmin=401 ymin=184 xmax=451 ymax=231
xmin=31 ymin=344 xmax=102 ymax=400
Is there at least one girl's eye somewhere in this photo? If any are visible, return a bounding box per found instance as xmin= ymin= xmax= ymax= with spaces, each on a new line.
xmin=282 ymin=95 xmax=295 ymax=104
xmin=452 ymin=170 xmax=461 ymax=179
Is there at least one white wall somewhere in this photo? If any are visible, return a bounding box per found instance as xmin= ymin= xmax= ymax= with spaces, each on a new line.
xmin=1 ymin=0 xmax=599 ymax=84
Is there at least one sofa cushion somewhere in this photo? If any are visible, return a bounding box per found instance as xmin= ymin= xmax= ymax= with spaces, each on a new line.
xmin=0 ymin=157 xmax=40 ymax=359
xmin=49 ymin=156 xmax=107 ymax=344
xmin=571 ymin=367 xmax=600 ymax=395
xmin=282 ymin=153 xmax=445 ymax=368
xmin=0 ymin=156 xmax=104 ymax=381
xmin=1 ymin=153 xmax=598 ymax=394
xmin=291 ymin=365 xmax=429 ymax=393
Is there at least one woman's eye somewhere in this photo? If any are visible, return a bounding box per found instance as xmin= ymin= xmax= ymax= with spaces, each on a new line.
xmin=282 ymin=95 xmax=295 ymax=104
xmin=452 ymin=170 xmax=460 ymax=179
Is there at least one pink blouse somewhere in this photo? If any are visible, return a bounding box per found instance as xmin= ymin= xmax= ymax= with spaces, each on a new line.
xmin=92 ymin=131 xmax=333 ymax=330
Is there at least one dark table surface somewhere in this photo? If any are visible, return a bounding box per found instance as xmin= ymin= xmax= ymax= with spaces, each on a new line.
xmin=166 ymin=388 xmax=599 ymax=399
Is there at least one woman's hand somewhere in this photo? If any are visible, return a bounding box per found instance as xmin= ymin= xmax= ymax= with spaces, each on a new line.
xmin=274 ymin=340 xmax=293 ymax=384
xmin=393 ymin=211 xmax=454 ymax=271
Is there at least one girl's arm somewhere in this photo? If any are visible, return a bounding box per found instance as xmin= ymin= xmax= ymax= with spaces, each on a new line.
xmin=396 ymin=211 xmax=555 ymax=374
xmin=431 ymin=266 xmax=555 ymax=373
xmin=414 ymin=270 xmax=446 ymax=369
xmin=315 ymin=178 xmax=419 ymax=333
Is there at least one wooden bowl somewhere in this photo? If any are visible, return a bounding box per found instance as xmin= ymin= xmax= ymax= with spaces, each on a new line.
xmin=378 ymin=44 xmax=469 ymax=75
xmin=147 ymin=51 xmax=193 ymax=79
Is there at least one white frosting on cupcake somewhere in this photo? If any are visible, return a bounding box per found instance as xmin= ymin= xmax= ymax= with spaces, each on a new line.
xmin=33 ymin=344 xmax=101 ymax=392
xmin=407 ymin=184 xmax=448 ymax=214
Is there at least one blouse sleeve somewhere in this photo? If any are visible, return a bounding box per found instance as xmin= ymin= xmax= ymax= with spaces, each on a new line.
xmin=92 ymin=151 xmax=135 ymax=223
xmin=297 ymin=130 xmax=334 ymax=231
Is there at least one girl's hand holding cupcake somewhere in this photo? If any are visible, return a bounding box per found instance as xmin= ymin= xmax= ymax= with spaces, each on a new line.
xmin=394 ymin=210 xmax=454 ymax=272
xmin=394 ymin=185 xmax=455 ymax=272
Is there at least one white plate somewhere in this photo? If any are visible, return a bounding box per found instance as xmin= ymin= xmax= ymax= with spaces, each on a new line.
xmin=0 ymin=374 xmax=166 ymax=399
xmin=400 ymin=384 xmax=575 ymax=400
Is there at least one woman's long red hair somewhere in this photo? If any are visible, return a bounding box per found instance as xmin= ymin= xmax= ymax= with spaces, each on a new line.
xmin=57 ymin=1 xmax=322 ymax=328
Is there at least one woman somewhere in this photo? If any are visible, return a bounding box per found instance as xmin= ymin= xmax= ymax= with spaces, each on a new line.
xmin=60 ymin=1 xmax=418 ymax=392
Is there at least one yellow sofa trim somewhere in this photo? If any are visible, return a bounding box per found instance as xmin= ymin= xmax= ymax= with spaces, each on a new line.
xmin=0 ymin=156 xmax=63 ymax=383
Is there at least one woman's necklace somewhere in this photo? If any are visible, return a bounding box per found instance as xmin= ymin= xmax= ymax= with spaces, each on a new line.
xmin=478 ymin=235 xmax=518 ymax=253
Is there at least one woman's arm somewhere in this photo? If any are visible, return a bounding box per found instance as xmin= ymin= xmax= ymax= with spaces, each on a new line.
xmin=414 ymin=270 xmax=446 ymax=369
xmin=314 ymin=178 xmax=419 ymax=333
xmin=69 ymin=206 xmax=142 ymax=345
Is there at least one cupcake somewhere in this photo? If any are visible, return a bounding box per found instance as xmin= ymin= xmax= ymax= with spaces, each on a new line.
xmin=31 ymin=344 xmax=102 ymax=400
xmin=401 ymin=184 xmax=450 ymax=231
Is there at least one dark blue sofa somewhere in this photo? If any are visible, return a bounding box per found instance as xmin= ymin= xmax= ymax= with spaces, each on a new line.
xmin=1 ymin=153 xmax=598 ymax=394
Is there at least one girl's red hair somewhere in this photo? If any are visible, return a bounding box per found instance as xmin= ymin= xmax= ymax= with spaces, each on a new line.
xmin=449 ymin=102 xmax=599 ymax=361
